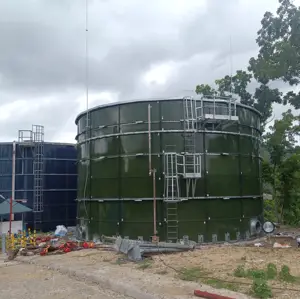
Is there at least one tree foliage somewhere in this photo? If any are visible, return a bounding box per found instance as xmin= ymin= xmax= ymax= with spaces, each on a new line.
xmin=195 ymin=70 xmax=282 ymax=126
xmin=249 ymin=0 xmax=300 ymax=109
xmin=263 ymin=110 xmax=300 ymax=223
xmin=195 ymin=0 xmax=300 ymax=225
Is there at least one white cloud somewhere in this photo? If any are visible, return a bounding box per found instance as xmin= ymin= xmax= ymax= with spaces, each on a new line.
xmin=0 ymin=0 xmax=298 ymax=142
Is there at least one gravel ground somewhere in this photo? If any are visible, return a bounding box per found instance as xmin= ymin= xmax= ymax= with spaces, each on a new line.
xmin=0 ymin=261 xmax=132 ymax=299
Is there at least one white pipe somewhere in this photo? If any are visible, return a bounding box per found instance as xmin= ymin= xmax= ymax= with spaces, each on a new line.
xmin=148 ymin=104 xmax=152 ymax=176
xmin=11 ymin=141 xmax=16 ymax=221
xmin=12 ymin=141 xmax=16 ymax=201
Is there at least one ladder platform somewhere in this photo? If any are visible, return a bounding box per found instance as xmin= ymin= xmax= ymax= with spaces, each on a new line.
xmin=19 ymin=141 xmax=34 ymax=147
xmin=202 ymin=114 xmax=239 ymax=122
xmin=182 ymin=173 xmax=202 ymax=179
xmin=164 ymin=200 xmax=182 ymax=203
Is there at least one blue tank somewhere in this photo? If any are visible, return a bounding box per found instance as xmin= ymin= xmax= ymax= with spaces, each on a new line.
xmin=0 ymin=142 xmax=77 ymax=232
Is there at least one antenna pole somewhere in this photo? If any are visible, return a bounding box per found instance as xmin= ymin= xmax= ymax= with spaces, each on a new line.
xmin=85 ymin=0 xmax=89 ymax=114
xmin=229 ymin=35 xmax=233 ymax=96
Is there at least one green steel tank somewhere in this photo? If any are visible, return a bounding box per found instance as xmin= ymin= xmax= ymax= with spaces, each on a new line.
xmin=75 ymin=96 xmax=263 ymax=242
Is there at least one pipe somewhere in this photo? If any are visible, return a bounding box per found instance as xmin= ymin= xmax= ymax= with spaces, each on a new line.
xmin=148 ymin=104 xmax=152 ymax=176
xmin=153 ymin=168 xmax=157 ymax=238
xmin=10 ymin=141 xmax=16 ymax=233
xmin=194 ymin=290 xmax=235 ymax=299
xmin=9 ymin=197 xmax=12 ymax=234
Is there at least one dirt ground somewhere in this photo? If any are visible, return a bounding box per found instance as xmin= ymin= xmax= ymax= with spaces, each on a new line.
xmin=4 ymin=242 xmax=300 ymax=299
xmin=32 ymin=245 xmax=300 ymax=299
xmin=0 ymin=261 xmax=132 ymax=299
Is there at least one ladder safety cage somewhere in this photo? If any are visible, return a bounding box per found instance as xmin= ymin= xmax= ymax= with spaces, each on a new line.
xmin=197 ymin=95 xmax=239 ymax=122
xmin=183 ymin=96 xmax=197 ymax=131
xmin=163 ymin=152 xmax=180 ymax=202
xmin=32 ymin=125 xmax=44 ymax=216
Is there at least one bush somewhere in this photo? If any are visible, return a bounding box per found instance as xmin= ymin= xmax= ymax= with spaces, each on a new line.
xmin=251 ymin=279 xmax=273 ymax=298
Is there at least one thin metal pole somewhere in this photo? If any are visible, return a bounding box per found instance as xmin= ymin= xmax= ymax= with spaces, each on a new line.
xmin=2 ymin=233 xmax=5 ymax=254
xmin=171 ymin=155 xmax=174 ymax=200
xmin=153 ymin=169 xmax=157 ymax=237
xmin=148 ymin=104 xmax=152 ymax=176
xmin=12 ymin=141 xmax=16 ymax=203
xmin=10 ymin=141 xmax=16 ymax=233
xmin=9 ymin=197 xmax=12 ymax=234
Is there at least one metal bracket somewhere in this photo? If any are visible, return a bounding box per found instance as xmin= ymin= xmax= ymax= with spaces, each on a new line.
xmin=225 ymin=232 xmax=230 ymax=242
xmin=183 ymin=235 xmax=189 ymax=245
xmin=212 ymin=234 xmax=218 ymax=243
xmin=198 ymin=234 xmax=204 ymax=244
xmin=245 ymin=230 xmax=250 ymax=240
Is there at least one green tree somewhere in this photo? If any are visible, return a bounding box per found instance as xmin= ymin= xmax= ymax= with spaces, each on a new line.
xmin=195 ymin=84 xmax=215 ymax=96
xmin=249 ymin=0 xmax=300 ymax=109
xmin=278 ymin=154 xmax=300 ymax=224
xmin=263 ymin=109 xmax=300 ymax=223
xmin=195 ymin=70 xmax=283 ymax=128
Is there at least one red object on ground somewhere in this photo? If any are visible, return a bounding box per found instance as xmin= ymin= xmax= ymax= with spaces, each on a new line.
xmin=194 ymin=290 xmax=235 ymax=299
xmin=63 ymin=247 xmax=71 ymax=253
xmin=82 ymin=242 xmax=89 ymax=249
xmin=40 ymin=236 xmax=52 ymax=242
xmin=40 ymin=246 xmax=50 ymax=256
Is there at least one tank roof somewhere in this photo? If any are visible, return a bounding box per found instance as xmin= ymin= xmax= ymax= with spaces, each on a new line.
xmin=75 ymin=96 xmax=262 ymax=124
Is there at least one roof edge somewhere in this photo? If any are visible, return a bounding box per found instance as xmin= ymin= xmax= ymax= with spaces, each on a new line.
xmin=75 ymin=96 xmax=262 ymax=124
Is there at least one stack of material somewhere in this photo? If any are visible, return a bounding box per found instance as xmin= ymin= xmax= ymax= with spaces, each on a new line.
xmin=5 ymin=233 xmax=99 ymax=260
xmin=110 ymin=236 xmax=195 ymax=261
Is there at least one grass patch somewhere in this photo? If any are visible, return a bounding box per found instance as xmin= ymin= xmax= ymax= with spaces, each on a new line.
xmin=234 ymin=263 xmax=278 ymax=280
xmin=136 ymin=259 xmax=152 ymax=270
xmin=266 ymin=263 xmax=277 ymax=280
xmin=203 ymin=278 xmax=239 ymax=292
xmin=250 ymin=279 xmax=273 ymax=299
xmin=233 ymin=263 xmax=300 ymax=298
xmin=178 ymin=267 xmax=206 ymax=282
xmin=247 ymin=269 xmax=267 ymax=280
xmin=234 ymin=265 xmax=247 ymax=278
xmin=114 ymin=257 xmax=127 ymax=265
xmin=279 ymin=265 xmax=296 ymax=283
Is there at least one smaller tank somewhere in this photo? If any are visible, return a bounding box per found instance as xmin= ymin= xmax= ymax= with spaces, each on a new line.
xmin=0 ymin=125 xmax=77 ymax=231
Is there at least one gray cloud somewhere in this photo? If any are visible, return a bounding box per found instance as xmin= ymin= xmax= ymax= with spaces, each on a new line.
xmin=0 ymin=0 xmax=288 ymax=141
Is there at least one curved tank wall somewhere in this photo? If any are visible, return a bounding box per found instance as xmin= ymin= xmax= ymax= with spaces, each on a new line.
xmin=75 ymin=97 xmax=263 ymax=242
xmin=0 ymin=142 xmax=77 ymax=231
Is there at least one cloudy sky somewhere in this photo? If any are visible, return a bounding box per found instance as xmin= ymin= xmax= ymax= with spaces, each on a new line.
xmin=0 ymin=0 xmax=296 ymax=142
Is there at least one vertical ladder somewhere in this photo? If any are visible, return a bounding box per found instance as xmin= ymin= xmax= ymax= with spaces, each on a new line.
xmin=166 ymin=202 xmax=178 ymax=242
xmin=164 ymin=152 xmax=180 ymax=242
xmin=32 ymin=125 xmax=44 ymax=231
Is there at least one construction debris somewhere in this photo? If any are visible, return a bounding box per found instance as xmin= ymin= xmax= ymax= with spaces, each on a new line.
xmin=111 ymin=236 xmax=195 ymax=261
xmin=3 ymin=230 xmax=103 ymax=260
